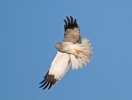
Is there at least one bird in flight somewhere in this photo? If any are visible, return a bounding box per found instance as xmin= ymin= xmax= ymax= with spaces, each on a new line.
xmin=39 ymin=16 xmax=92 ymax=90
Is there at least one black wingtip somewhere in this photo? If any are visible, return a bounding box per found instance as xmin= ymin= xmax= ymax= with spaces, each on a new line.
xmin=48 ymin=84 xmax=52 ymax=90
xmin=39 ymin=78 xmax=46 ymax=84
xmin=39 ymin=80 xmax=44 ymax=84
xmin=64 ymin=16 xmax=79 ymax=31
xmin=39 ymin=71 xmax=57 ymax=90
xmin=43 ymin=82 xmax=49 ymax=90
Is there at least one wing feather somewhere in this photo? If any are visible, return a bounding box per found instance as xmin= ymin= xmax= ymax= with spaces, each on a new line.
xmin=39 ymin=51 xmax=70 ymax=90
xmin=63 ymin=16 xmax=81 ymax=43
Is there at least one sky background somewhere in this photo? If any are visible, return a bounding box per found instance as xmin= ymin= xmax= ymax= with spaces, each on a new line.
xmin=0 ymin=0 xmax=132 ymax=100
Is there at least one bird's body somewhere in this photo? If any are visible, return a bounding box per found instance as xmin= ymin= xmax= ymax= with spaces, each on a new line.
xmin=56 ymin=42 xmax=79 ymax=54
xmin=39 ymin=16 xmax=92 ymax=90
xmin=56 ymin=38 xmax=92 ymax=58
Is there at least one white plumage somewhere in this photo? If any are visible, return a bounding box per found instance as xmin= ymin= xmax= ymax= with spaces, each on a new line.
xmin=49 ymin=51 xmax=70 ymax=80
xmin=70 ymin=38 xmax=92 ymax=70
xmin=39 ymin=16 xmax=92 ymax=90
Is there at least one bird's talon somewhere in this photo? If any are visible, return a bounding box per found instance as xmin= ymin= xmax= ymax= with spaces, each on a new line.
xmin=73 ymin=52 xmax=79 ymax=58
xmin=75 ymin=49 xmax=80 ymax=53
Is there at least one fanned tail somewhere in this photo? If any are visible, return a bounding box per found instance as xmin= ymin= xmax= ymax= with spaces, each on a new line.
xmin=70 ymin=38 xmax=92 ymax=70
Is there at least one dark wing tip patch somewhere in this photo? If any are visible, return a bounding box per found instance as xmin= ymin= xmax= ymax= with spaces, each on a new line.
xmin=39 ymin=71 xmax=57 ymax=90
xmin=64 ymin=16 xmax=79 ymax=31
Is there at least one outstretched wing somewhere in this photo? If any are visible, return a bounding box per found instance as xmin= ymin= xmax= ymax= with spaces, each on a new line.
xmin=39 ymin=51 xmax=70 ymax=90
xmin=63 ymin=16 xmax=81 ymax=43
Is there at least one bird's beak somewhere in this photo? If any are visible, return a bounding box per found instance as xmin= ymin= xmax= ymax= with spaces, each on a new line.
xmin=55 ymin=43 xmax=59 ymax=49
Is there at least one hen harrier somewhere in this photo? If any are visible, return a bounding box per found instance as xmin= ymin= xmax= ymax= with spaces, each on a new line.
xmin=39 ymin=16 xmax=92 ymax=90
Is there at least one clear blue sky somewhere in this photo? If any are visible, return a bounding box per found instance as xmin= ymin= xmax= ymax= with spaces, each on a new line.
xmin=0 ymin=0 xmax=132 ymax=100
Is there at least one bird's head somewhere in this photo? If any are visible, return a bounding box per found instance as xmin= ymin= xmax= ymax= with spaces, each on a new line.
xmin=55 ymin=42 xmax=62 ymax=50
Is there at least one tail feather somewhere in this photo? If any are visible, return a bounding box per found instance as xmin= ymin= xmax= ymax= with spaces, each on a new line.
xmin=70 ymin=38 xmax=92 ymax=70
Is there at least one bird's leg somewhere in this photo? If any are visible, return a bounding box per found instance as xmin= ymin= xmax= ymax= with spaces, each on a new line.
xmin=75 ymin=49 xmax=81 ymax=54
xmin=73 ymin=52 xmax=79 ymax=58
xmin=73 ymin=49 xmax=82 ymax=58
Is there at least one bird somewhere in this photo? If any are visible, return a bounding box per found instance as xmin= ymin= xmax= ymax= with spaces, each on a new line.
xmin=39 ymin=16 xmax=92 ymax=90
